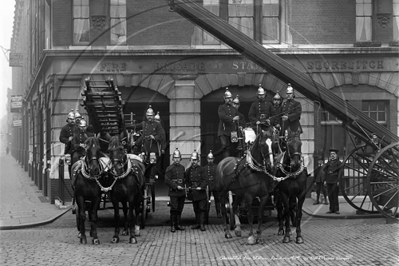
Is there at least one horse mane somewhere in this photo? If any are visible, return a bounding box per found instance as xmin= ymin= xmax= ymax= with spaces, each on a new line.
xmin=85 ymin=136 xmax=100 ymax=148
xmin=108 ymin=136 xmax=123 ymax=151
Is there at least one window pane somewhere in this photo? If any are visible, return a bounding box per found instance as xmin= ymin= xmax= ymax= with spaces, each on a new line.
xmin=356 ymin=17 xmax=372 ymax=41
xmin=369 ymin=102 xmax=377 ymax=111
xmin=74 ymin=0 xmax=82 ymax=5
xmin=110 ymin=6 xmax=118 ymax=17
xmin=240 ymin=17 xmax=254 ymax=38
xmin=370 ymin=112 xmax=377 ymax=120
xmin=81 ymin=6 xmax=89 ymax=18
xmin=377 ymin=102 xmax=385 ymax=111
xmin=262 ymin=17 xmax=279 ymax=42
xmin=82 ymin=0 xmax=89 ymax=5
xmin=394 ymin=17 xmax=399 ymax=40
xmin=263 ymin=3 xmax=279 ymax=16
xmin=394 ymin=2 xmax=399 ymax=16
xmin=73 ymin=6 xmax=81 ymax=18
xmin=378 ymin=112 xmax=385 ymax=121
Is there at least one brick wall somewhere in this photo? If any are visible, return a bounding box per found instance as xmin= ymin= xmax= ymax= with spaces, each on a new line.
xmin=290 ymin=0 xmax=356 ymax=44
xmin=127 ymin=0 xmax=193 ymax=45
xmin=52 ymin=0 xmax=72 ymax=46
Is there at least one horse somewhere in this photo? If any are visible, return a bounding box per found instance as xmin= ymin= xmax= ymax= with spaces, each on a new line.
xmin=215 ymin=126 xmax=275 ymax=244
xmin=274 ymin=136 xmax=308 ymax=244
xmin=73 ymin=136 xmax=109 ymax=244
xmin=108 ymin=135 xmax=145 ymax=244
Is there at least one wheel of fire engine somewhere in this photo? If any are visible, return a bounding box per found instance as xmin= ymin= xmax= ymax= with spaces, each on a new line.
xmin=151 ymin=184 xmax=156 ymax=212
xmin=339 ymin=145 xmax=380 ymax=214
xmin=141 ymin=188 xmax=148 ymax=229
xmin=366 ymin=142 xmax=399 ymax=224
xmin=228 ymin=192 xmax=235 ymax=231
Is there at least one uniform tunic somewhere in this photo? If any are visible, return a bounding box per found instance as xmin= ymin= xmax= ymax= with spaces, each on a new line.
xmin=135 ymin=120 xmax=163 ymax=154
xmin=165 ymin=163 xmax=186 ymax=214
xmin=281 ymin=99 xmax=302 ymax=135
xmin=217 ymin=103 xmax=238 ymax=137
xmin=185 ymin=165 xmax=208 ymax=201
xmin=270 ymin=104 xmax=283 ymax=127
xmin=205 ymin=163 xmax=217 ymax=191
xmin=324 ymin=158 xmax=342 ymax=212
xmin=165 ymin=163 xmax=186 ymax=197
xmin=248 ymin=99 xmax=273 ymax=124
xmin=314 ymin=164 xmax=326 ymax=183
xmin=59 ymin=124 xmax=76 ymax=154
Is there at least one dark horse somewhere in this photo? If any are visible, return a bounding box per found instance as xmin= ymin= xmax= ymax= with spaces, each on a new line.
xmin=215 ymin=127 xmax=275 ymax=244
xmin=274 ymin=136 xmax=308 ymax=244
xmin=73 ymin=137 xmax=108 ymax=244
xmin=108 ymin=135 xmax=145 ymax=244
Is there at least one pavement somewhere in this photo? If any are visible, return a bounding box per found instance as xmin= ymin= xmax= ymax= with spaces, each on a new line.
xmin=0 ymin=153 xmax=386 ymax=230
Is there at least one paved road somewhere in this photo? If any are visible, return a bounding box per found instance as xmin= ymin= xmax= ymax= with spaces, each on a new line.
xmin=1 ymin=206 xmax=398 ymax=266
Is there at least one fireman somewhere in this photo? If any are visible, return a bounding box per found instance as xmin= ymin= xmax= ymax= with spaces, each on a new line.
xmin=281 ymin=83 xmax=303 ymax=143
xmin=248 ymin=84 xmax=273 ymax=133
xmin=59 ymin=109 xmax=76 ymax=177
xmin=165 ymin=148 xmax=186 ymax=232
xmin=185 ymin=150 xmax=208 ymax=231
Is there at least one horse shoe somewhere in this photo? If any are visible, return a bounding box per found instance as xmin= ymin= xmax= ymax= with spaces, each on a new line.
xmin=92 ymin=238 xmax=100 ymax=245
xmin=130 ymin=237 xmax=137 ymax=244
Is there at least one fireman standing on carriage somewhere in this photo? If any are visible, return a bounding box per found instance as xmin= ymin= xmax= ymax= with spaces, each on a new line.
xmin=185 ymin=150 xmax=208 ymax=231
xmin=165 ymin=148 xmax=186 ymax=233
xmin=134 ymin=105 xmax=163 ymax=172
xmin=214 ymin=88 xmax=240 ymax=158
xmin=248 ymin=84 xmax=273 ymax=133
xmin=59 ymin=109 xmax=76 ymax=177
xmin=281 ymin=83 xmax=303 ymax=144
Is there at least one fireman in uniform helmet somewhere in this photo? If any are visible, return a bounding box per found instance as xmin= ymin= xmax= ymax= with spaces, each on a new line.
xmin=270 ymin=92 xmax=283 ymax=128
xmin=134 ymin=105 xmax=163 ymax=165
xmin=232 ymin=95 xmax=246 ymax=156
xmin=74 ymin=110 xmax=83 ymax=126
xmin=205 ymin=150 xmax=221 ymax=218
xmin=185 ymin=150 xmax=208 ymax=231
xmin=165 ymin=148 xmax=186 ymax=232
xmin=248 ymin=84 xmax=273 ymax=133
xmin=153 ymin=111 xmax=167 ymax=174
xmin=281 ymin=83 xmax=303 ymax=149
xmin=59 ymin=109 xmax=76 ymax=177
xmin=215 ymin=87 xmax=240 ymax=158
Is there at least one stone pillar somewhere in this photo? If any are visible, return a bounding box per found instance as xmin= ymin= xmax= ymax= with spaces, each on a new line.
xmin=168 ymin=79 xmax=202 ymax=167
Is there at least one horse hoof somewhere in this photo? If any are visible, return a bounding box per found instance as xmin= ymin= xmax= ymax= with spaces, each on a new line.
xmin=77 ymin=232 xmax=82 ymax=238
xmin=122 ymin=230 xmax=128 ymax=236
xmin=247 ymin=236 xmax=256 ymax=245
xmin=296 ymin=237 xmax=304 ymax=244
xmin=111 ymin=237 xmax=119 ymax=243
xmin=129 ymin=237 xmax=137 ymax=244
xmin=277 ymin=229 xmax=284 ymax=235
xmin=92 ymin=238 xmax=100 ymax=245
xmin=235 ymin=229 xmax=242 ymax=237
xmin=80 ymin=237 xmax=87 ymax=244
xmin=283 ymin=236 xmax=291 ymax=243
xmin=225 ymin=233 xmax=232 ymax=239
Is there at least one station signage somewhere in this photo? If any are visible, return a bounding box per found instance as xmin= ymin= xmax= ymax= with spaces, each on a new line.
xmin=9 ymin=53 xmax=23 ymax=67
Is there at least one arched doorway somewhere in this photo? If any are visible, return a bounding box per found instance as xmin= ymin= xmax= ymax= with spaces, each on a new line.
xmin=200 ymin=85 xmax=275 ymax=164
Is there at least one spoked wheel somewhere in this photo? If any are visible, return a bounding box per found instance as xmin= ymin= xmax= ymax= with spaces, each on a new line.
xmin=141 ymin=188 xmax=148 ymax=229
xmin=367 ymin=142 xmax=399 ymax=223
xmin=339 ymin=145 xmax=380 ymax=213
xmin=228 ymin=191 xmax=235 ymax=231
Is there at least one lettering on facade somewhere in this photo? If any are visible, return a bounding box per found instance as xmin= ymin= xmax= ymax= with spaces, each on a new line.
xmin=307 ymin=60 xmax=384 ymax=71
xmin=232 ymin=61 xmax=265 ymax=71
xmin=155 ymin=62 xmax=205 ymax=71
xmin=99 ymin=62 xmax=127 ymax=72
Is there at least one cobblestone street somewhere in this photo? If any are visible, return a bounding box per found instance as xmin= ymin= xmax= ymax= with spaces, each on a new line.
xmin=1 ymin=208 xmax=398 ymax=266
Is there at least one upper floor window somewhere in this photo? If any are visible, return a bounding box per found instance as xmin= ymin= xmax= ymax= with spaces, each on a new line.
xmin=110 ymin=0 xmax=127 ymax=45
xmin=73 ymin=0 xmax=90 ymax=44
xmin=362 ymin=101 xmax=387 ymax=124
xmin=228 ymin=0 xmax=254 ymax=38
xmin=262 ymin=0 xmax=280 ymax=43
xmin=356 ymin=0 xmax=372 ymax=41
xmin=196 ymin=0 xmax=281 ymax=46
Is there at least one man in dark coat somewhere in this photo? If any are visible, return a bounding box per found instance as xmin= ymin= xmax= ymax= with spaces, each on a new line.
xmin=59 ymin=109 xmax=76 ymax=176
xmin=324 ymin=148 xmax=343 ymax=214
xmin=204 ymin=150 xmax=221 ymax=218
xmin=313 ymin=155 xmax=328 ymax=205
xmin=270 ymin=92 xmax=283 ymax=129
xmin=135 ymin=105 xmax=163 ymax=157
xmin=185 ymin=150 xmax=208 ymax=231
xmin=165 ymin=148 xmax=186 ymax=232
xmin=232 ymin=95 xmax=246 ymax=156
xmin=248 ymin=84 xmax=273 ymax=134
xmin=215 ymin=88 xmax=239 ymax=158
xmin=281 ymin=83 xmax=303 ymax=153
